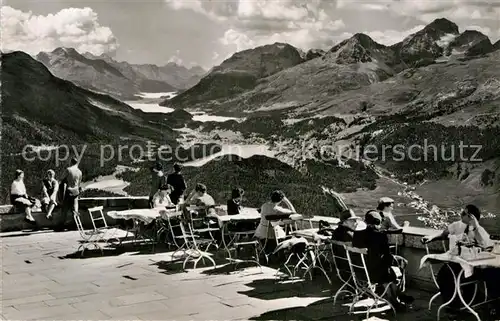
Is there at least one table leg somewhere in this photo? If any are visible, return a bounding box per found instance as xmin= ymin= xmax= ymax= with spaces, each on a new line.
xmin=456 ymin=269 xmax=481 ymax=321
xmin=437 ymin=264 xmax=459 ymax=321
xmin=221 ymin=223 xmax=233 ymax=259
xmin=302 ymin=246 xmax=331 ymax=284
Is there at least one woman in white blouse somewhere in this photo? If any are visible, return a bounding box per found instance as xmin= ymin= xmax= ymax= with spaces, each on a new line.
xmin=254 ymin=190 xmax=296 ymax=241
xmin=152 ymin=185 xmax=174 ymax=208
xmin=421 ymin=204 xmax=495 ymax=309
xmin=10 ymin=170 xmax=36 ymax=223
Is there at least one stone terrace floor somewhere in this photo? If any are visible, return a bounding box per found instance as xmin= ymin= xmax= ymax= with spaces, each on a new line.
xmin=0 ymin=229 xmax=498 ymax=321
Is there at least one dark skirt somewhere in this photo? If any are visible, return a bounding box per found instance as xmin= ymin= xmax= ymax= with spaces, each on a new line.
xmin=10 ymin=194 xmax=35 ymax=208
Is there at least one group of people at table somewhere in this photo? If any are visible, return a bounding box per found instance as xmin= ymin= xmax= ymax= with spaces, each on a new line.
xmin=150 ymin=162 xmax=500 ymax=313
xmin=330 ymin=203 xmax=500 ymax=315
xmin=10 ymin=160 xmax=500 ymax=315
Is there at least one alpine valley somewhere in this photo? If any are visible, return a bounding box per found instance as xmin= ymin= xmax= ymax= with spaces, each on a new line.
xmin=2 ymin=18 xmax=499 ymax=232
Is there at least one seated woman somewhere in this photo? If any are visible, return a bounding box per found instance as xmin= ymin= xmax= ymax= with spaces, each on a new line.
xmin=185 ymin=183 xmax=215 ymax=207
xmin=421 ymin=204 xmax=498 ymax=307
xmin=254 ymin=190 xmax=296 ymax=243
xmin=377 ymin=197 xmax=403 ymax=231
xmin=11 ymin=170 xmax=36 ymax=224
xmin=184 ymin=183 xmax=216 ymax=217
xmin=353 ymin=210 xmax=413 ymax=309
xmin=41 ymin=169 xmax=59 ymax=220
xmin=152 ymin=184 xmax=174 ymax=208
xmin=227 ymin=187 xmax=244 ymax=215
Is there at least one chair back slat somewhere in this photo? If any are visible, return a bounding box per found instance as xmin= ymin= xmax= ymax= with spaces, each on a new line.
xmin=184 ymin=221 xmax=199 ymax=247
xmin=165 ymin=214 xmax=186 ymax=247
xmin=88 ymin=207 xmax=108 ymax=230
xmin=344 ymin=245 xmax=372 ymax=286
xmin=88 ymin=206 xmax=104 ymax=212
xmin=74 ymin=214 xmax=86 ymax=238
xmin=330 ymin=240 xmax=352 ymax=277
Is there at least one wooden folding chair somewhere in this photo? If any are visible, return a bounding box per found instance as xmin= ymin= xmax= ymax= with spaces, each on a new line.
xmin=224 ymin=220 xmax=262 ymax=272
xmin=87 ymin=206 xmax=122 ymax=245
xmin=344 ymin=245 xmax=396 ymax=319
xmin=74 ymin=213 xmax=102 ymax=256
xmin=188 ymin=215 xmax=220 ymax=252
xmin=73 ymin=208 xmax=121 ymax=256
xmin=331 ymin=240 xmax=358 ymax=305
xmin=300 ymin=237 xmax=333 ymax=284
xmin=165 ymin=212 xmax=190 ymax=258
xmin=274 ymin=236 xmax=311 ymax=280
xmin=182 ymin=219 xmax=217 ymax=270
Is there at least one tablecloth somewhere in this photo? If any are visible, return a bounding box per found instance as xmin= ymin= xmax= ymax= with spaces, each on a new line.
xmin=419 ymin=251 xmax=500 ymax=278
xmin=107 ymin=208 xmax=162 ymax=224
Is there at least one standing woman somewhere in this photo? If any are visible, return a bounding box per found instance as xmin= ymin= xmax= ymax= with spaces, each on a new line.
xmin=10 ymin=169 xmax=36 ymax=224
xmin=42 ymin=169 xmax=59 ymax=220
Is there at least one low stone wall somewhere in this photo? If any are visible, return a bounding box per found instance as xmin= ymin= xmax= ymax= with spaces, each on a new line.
xmin=0 ymin=197 xmax=149 ymax=232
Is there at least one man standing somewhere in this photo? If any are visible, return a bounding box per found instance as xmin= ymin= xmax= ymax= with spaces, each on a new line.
xmin=166 ymin=163 xmax=186 ymax=205
xmin=149 ymin=162 xmax=164 ymax=208
xmin=55 ymin=158 xmax=82 ymax=231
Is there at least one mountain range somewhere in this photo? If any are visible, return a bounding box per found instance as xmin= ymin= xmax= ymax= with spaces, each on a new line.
xmin=160 ymin=18 xmax=499 ymax=215
xmin=2 ymin=17 xmax=499 ymax=218
xmin=163 ymin=18 xmax=500 ymax=115
xmin=36 ymin=48 xmax=206 ymax=100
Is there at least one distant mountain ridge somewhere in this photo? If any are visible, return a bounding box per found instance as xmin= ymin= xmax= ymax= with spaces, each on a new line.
xmin=3 ymin=51 xmax=171 ymax=148
xmin=161 ymin=42 xmax=305 ymax=108
xmin=155 ymin=17 xmax=500 ymax=215
xmin=163 ymin=18 xmax=499 ymax=112
xmin=82 ymin=52 xmax=207 ymax=90
xmin=36 ymin=48 xmax=206 ymax=100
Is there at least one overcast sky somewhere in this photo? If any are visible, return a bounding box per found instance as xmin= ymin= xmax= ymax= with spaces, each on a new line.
xmin=2 ymin=0 xmax=500 ymax=69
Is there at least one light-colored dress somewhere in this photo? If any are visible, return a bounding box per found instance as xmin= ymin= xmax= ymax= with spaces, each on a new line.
xmin=152 ymin=190 xmax=174 ymax=208
xmin=11 ymin=180 xmax=26 ymax=196
xmin=254 ymin=202 xmax=293 ymax=240
xmin=381 ymin=211 xmax=402 ymax=230
xmin=10 ymin=180 xmax=32 ymax=205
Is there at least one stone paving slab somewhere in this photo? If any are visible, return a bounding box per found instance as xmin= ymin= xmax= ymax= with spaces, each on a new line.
xmin=1 ymin=230 xmax=497 ymax=321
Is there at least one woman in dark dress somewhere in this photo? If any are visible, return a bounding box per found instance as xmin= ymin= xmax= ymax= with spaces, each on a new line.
xmin=353 ymin=210 xmax=413 ymax=309
xmin=227 ymin=187 xmax=244 ymax=215
xmin=42 ymin=169 xmax=59 ymax=219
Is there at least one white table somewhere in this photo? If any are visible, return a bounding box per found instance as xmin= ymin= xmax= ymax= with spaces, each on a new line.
xmin=108 ymin=208 xmax=163 ymax=224
xmin=420 ymin=251 xmax=500 ymax=321
xmin=108 ymin=208 xmax=167 ymax=246
xmin=159 ymin=208 xmax=182 ymax=220
xmin=211 ymin=208 xmax=261 ymax=225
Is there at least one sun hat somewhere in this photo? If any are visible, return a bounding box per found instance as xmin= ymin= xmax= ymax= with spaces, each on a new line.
xmin=378 ymin=197 xmax=395 ymax=204
xmin=339 ymin=209 xmax=359 ymax=222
